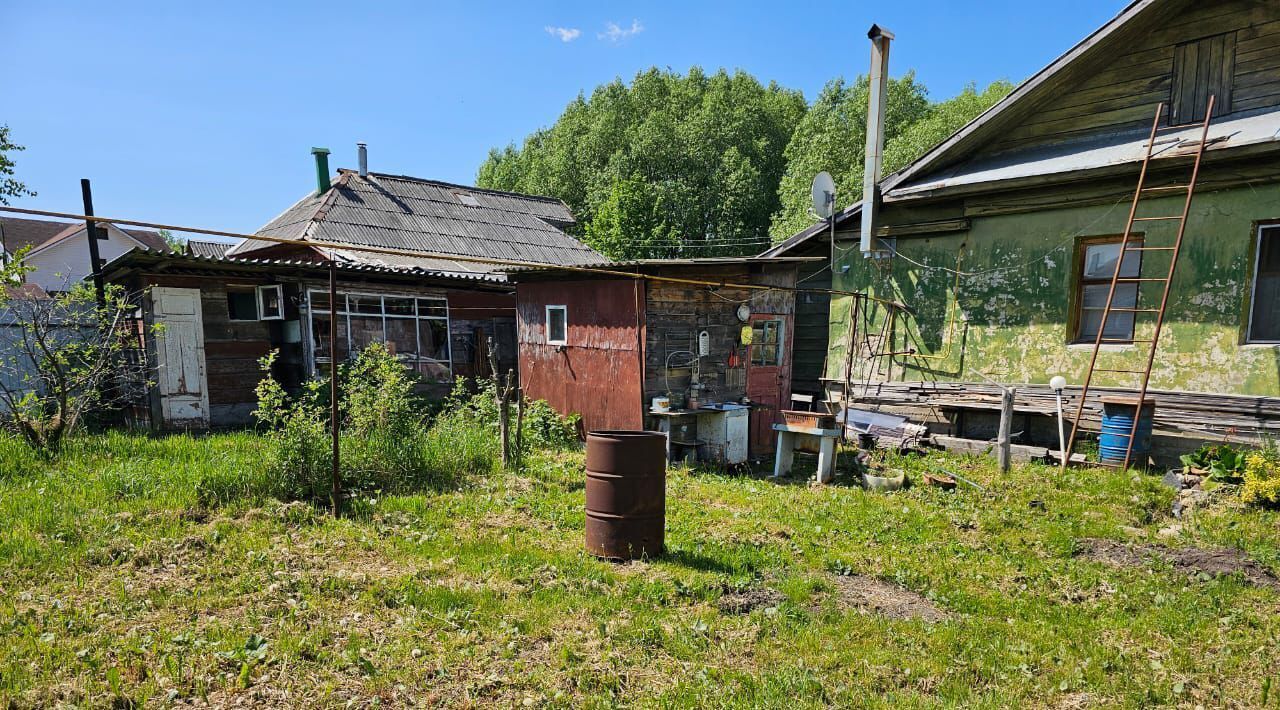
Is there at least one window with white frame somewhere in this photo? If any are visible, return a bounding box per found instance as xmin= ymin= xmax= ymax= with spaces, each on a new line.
xmin=1248 ymin=224 xmax=1280 ymax=343
xmin=546 ymin=305 xmax=567 ymax=345
xmin=308 ymin=290 xmax=452 ymax=381
xmin=257 ymin=285 xmax=284 ymax=320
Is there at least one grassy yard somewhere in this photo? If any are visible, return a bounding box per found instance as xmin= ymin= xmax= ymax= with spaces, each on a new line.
xmin=2 ymin=432 xmax=1279 ymax=708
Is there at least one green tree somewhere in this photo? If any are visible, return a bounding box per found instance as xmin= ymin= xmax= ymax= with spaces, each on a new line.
xmin=770 ymin=78 xmax=1013 ymax=240
xmin=478 ymin=67 xmax=806 ymax=260
xmin=0 ymin=125 xmax=35 ymax=205
xmin=768 ymin=74 xmax=930 ymax=240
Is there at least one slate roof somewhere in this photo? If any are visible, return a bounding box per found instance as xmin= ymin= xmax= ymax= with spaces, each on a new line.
xmin=0 ymin=216 xmax=169 ymax=254
xmin=185 ymin=239 xmax=234 ymax=258
xmin=229 ymin=171 xmax=602 ymax=275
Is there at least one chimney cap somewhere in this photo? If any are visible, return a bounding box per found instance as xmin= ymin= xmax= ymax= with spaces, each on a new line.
xmin=867 ymin=24 xmax=894 ymax=40
xmin=311 ymin=146 xmax=331 ymax=156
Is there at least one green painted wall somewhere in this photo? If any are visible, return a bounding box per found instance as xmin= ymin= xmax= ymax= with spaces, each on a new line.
xmin=828 ymin=182 xmax=1280 ymax=397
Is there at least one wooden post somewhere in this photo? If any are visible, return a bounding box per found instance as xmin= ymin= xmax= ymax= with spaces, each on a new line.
xmin=997 ymin=387 xmax=1015 ymax=474
xmin=514 ymin=384 xmax=525 ymax=472
xmin=487 ymin=337 xmax=509 ymax=468
xmin=80 ymin=179 xmax=106 ymax=308
xmin=329 ymin=260 xmax=341 ymax=517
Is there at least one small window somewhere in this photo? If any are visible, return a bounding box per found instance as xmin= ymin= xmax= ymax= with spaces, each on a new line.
xmin=1169 ymin=31 xmax=1235 ymax=126
xmin=546 ymin=305 xmax=567 ymax=345
xmin=454 ymin=192 xmax=481 ymax=207
xmin=257 ymin=284 xmax=284 ymax=320
xmin=1248 ymin=225 xmax=1280 ymax=343
xmin=750 ymin=319 xmax=784 ymax=366
xmin=1075 ymin=239 xmax=1143 ymax=343
xmin=227 ymin=287 xmax=258 ymax=321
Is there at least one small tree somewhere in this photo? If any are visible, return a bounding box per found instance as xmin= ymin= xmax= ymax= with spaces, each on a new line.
xmin=0 ymin=256 xmax=151 ymax=451
xmin=0 ymin=125 xmax=35 ymax=205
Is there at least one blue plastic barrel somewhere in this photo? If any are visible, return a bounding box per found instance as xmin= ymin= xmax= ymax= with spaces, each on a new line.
xmin=1098 ymin=397 xmax=1155 ymax=466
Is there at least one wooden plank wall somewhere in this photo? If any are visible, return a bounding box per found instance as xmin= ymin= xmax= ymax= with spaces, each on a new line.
xmin=990 ymin=0 xmax=1280 ymax=153
xmin=791 ymin=251 xmax=831 ymax=397
xmin=643 ymin=265 xmax=796 ymax=405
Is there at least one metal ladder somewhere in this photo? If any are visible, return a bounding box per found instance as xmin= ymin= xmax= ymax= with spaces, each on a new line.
xmin=1063 ymin=96 xmax=1215 ymax=470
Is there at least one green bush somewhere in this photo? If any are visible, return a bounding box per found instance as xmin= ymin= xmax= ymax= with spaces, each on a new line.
xmin=1241 ymin=440 xmax=1280 ymax=508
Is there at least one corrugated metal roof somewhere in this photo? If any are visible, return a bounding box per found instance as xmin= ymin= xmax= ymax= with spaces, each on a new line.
xmin=101 ymin=248 xmax=510 ymax=284
xmin=888 ymin=109 xmax=1280 ymax=198
xmin=504 ymin=255 xmax=822 ymax=276
xmin=229 ymin=171 xmax=601 ymax=272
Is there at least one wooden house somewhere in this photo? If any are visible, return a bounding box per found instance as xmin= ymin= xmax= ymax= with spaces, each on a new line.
xmin=101 ymin=146 xmax=604 ymax=429
xmin=780 ymin=0 xmax=1280 ymax=459
xmin=509 ymin=257 xmax=818 ymax=456
xmin=101 ymin=250 xmax=516 ymax=429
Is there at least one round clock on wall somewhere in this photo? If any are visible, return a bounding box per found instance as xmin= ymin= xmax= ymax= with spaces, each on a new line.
xmin=736 ymin=303 xmax=751 ymax=323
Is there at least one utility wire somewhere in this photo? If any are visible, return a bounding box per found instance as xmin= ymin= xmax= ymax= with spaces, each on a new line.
xmin=0 ymin=205 xmax=911 ymax=310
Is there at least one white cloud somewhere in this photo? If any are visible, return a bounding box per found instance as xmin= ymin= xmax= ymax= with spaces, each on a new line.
xmin=545 ymin=26 xmax=582 ymax=42
xmin=599 ymin=19 xmax=643 ymax=43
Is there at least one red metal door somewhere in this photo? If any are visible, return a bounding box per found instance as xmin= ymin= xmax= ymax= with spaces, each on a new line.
xmin=746 ymin=313 xmax=792 ymax=456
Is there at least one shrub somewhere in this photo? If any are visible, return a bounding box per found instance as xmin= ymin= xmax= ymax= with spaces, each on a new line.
xmin=1241 ymin=440 xmax=1280 ymax=508
xmin=1180 ymin=444 xmax=1247 ymax=483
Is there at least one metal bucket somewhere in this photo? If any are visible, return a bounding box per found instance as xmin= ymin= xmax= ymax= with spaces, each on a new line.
xmin=1099 ymin=397 xmax=1155 ymax=466
xmin=585 ymin=430 xmax=667 ymax=560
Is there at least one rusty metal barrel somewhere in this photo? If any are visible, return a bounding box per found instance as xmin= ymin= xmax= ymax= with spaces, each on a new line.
xmin=585 ymin=430 xmax=667 ymax=560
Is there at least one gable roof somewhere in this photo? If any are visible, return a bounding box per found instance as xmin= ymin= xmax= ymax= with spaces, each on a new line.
xmin=229 ymin=170 xmax=603 ymax=275
xmin=880 ymin=0 xmax=1182 ymax=198
xmin=0 ymin=216 xmax=169 ymax=255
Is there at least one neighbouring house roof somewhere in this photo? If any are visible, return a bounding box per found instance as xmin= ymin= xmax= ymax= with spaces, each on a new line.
xmin=759 ymin=205 xmax=862 ymax=258
xmin=880 ymin=0 xmax=1168 ymax=198
xmin=0 ymin=216 xmax=169 ymax=255
xmin=99 ymin=248 xmax=513 ymax=288
xmin=228 ymin=171 xmax=603 ymax=276
xmin=3 ymin=283 xmax=50 ymax=300
xmin=185 ymin=239 xmax=234 ymax=258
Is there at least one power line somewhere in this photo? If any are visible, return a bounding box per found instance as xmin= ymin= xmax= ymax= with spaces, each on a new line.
xmin=0 ymin=205 xmax=911 ymax=310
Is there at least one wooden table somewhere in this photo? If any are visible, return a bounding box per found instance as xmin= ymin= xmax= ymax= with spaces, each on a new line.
xmin=771 ymin=422 xmax=842 ymax=483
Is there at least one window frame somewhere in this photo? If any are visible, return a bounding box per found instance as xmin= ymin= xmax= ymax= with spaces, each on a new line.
xmin=1071 ymin=235 xmax=1144 ymax=344
xmin=1246 ymin=222 xmax=1280 ymax=344
xmin=306 ymin=289 xmax=452 ymax=379
xmin=226 ymin=286 xmax=260 ymax=322
xmin=545 ymin=305 xmax=567 ymax=346
xmin=256 ymin=284 xmax=285 ymax=321
xmin=750 ymin=318 xmax=785 ymax=367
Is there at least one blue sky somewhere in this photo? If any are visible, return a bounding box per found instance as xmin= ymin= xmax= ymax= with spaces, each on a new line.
xmin=5 ymin=1 xmax=1124 ymax=238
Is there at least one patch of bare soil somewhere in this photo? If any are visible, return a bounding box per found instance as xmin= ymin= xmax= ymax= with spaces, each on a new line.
xmin=826 ymin=575 xmax=950 ymax=622
xmin=717 ymin=586 xmax=785 ymax=614
xmin=1076 ymin=538 xmax=1280 ymax=589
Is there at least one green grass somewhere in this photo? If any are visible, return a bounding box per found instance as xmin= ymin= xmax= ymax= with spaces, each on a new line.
xmin=2 ymin=432 xmax=1279 ymax=707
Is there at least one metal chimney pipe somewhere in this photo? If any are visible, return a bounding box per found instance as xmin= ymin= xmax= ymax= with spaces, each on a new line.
xmin=357 ymin=142 xmax=368 ymax=177
xmin=860 ymin=24 xmax=894 ymax=256
xmin=311 ymin=147 xmax=332 ymax=194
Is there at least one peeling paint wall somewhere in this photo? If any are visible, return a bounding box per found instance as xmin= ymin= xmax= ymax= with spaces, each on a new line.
xmin=830 ymin=181 xmax=1280 ymax=398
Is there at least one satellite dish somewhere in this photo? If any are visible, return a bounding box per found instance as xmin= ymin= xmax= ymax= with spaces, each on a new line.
xmin=811 ymin=171 xmax=836 ymax=219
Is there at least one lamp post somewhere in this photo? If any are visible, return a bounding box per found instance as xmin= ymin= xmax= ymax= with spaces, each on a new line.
xmin=1050 ymin=375 xmax=1068 ymax=469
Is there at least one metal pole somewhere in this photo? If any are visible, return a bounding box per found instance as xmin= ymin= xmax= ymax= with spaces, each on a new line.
xmin=1055 ymin=390 xmax=1067 ymax=468
xmin=80 ymin=179 xmax=106 ymax=307
xmin=329 ymin=260 xmax=341 ymax=517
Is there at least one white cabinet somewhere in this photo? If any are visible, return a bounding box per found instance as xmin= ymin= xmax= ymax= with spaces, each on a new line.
xmin=696 ymin=407 xmax=749 ymax=465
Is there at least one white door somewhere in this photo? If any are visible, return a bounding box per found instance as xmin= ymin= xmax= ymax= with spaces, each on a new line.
xmin=151 ymin=287 xmax=209 ymax=428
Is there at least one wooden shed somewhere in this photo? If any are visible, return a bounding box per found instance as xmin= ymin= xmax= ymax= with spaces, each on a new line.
xmin=510 ymin=257 xmax=818 ymax=456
